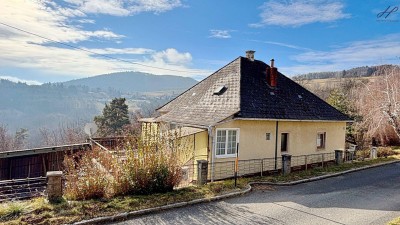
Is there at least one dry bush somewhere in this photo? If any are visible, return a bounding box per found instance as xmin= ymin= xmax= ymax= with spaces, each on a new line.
xmin=122 ymin=134 xmax=183 ymax=194
xmin=63 ymin=129 xmax=186 ymax=200
xmin=377 ymin=147 xmax=397 ymax=158
xmin=63 ymin=149 xmax=117 ymax=200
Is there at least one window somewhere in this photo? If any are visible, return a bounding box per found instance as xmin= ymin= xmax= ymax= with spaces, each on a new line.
xmin=266 ymin=133 xmax=271 ymax=140
xmin=281 ymin=133 xmax=289 ymax=152
xmin=213 ymin=85 xmax=227 ymax=95
xmin=317 ymin=132 xmax=326 ymax=149
xmin=215 ymin=129 xmax=238 ymax=157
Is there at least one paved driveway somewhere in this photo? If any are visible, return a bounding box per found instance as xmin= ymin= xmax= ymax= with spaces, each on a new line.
xmin=112 ymin=162 xmax=400 ymax=225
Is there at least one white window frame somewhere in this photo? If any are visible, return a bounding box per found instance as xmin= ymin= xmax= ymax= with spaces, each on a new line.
xmin=215 ymin=128 xmax=240 ymax=158
xmin=316 ymin=132 xmax=326 ymax=150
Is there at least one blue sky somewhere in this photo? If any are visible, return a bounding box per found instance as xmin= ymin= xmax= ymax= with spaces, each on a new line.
xmin=0 ymin=0 xmax=399 ymax=84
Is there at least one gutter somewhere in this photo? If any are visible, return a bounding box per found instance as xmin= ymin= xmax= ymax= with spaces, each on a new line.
xmin=208 ymin=126 xmax=215 ymax=182
xmin=233 ymin=118 xmax=353 ymax=123
xmin=274 ymin=121 xmax=279 ymax=170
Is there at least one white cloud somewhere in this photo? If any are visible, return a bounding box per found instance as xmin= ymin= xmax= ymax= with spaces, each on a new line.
xmin=0 ymin=1 xmax=123 ymax=44
xmin=0 ymin=76 xmax=42 ymax=85
xmin=209 ymin=30 xmax=232 ymax=39
xmin=86 ymin=48 xmax=155 ymax=55
xmin=281 ymin=34 xmax=400 ymax=75
xmin=64 ymin=0 xmax=183 ymax=16
xmin=251 ymin=0 xmax=350 ymax=27
xmin=77 ymin=19 xmax=95 ymax=24
xmin=251 ymin=40 xmax=312 ymax=51
xmin=151 ymin=48 xmax=192 ymax=66
xmin=0 ymin=1 xmax=208 ymax=78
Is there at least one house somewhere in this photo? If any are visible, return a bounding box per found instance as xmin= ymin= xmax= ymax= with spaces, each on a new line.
xmin=141 ymin=51 xmax=351 ymax=180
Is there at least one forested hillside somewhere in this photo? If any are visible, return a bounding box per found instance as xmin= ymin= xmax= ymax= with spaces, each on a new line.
xmin=293 ymin=65 xmax=398 ymax=80
xmin=0 ymin=73 xmax=190 ymax=148
xmin=63 ymin=71 xmax=198 ymax=93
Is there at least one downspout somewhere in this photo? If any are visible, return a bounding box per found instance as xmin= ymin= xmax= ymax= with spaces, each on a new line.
xmin=208 ymin=126 xmax=214 ymax=182
xmin=274 ymin=121 xmax=279 ymax=170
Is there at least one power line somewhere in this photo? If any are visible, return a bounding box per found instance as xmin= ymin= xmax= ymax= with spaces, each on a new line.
xmin=0 ymin=22 xmax=206 ymax=74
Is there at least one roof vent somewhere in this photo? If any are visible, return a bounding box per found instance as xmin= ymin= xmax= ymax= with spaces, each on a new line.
xmin=245 ymin=50 xmax=255 ymax=61
xmin=214 ymin=85 xmax=227 ymax=95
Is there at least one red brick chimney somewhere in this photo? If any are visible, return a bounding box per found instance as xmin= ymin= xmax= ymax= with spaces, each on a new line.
xmin=268 ymin=59 xmax=278 ymax=87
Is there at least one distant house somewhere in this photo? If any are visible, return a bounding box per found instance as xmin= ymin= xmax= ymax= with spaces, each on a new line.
xmin=141 ymin=51 xmax=351 ymax=179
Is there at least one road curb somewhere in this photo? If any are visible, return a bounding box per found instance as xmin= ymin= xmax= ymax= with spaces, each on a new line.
xmin=70 ymin=159 xmax=398 ymax=225
xmin=71 ymin=185 xmax=252 ymax=225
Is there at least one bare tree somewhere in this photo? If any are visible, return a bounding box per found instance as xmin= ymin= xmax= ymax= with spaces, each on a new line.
xmin=0 ymin=124 xmax=13 ymax=152
xmin=39 ymin=122 xmax=87 ymax=147
xmin=0 ymin=124 xmax=28 ymax=151
xmin=357 ymin=66 xmax=400 ymax=144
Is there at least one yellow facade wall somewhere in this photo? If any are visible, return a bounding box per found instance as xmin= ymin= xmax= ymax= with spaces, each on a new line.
xmin=193 ymin=131 xmax=209 ymax=162
xmin=141 ymin=122 xmax=159 ymax=143
xmin=179 ymin=131 xmax=208 ymax=183
xmin=212 ymin=120 xmax=346 ymax=161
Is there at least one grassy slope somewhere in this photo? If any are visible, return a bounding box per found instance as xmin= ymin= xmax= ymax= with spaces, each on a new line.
xmin=0 ymin=157 xmax=398 ymax=225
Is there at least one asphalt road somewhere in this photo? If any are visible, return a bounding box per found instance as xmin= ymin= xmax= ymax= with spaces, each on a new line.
xmin=112 ymin=162 xmax=400 ymax=225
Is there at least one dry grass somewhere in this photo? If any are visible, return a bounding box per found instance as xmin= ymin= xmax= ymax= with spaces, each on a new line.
xmin=0 ymin=157 xmax=397 ymax=225
xmin=388 ymin=217 xmax=400 ymax=225
xmin=0 ymin=180 xmax=246 ymax=225
xmin=300 ymin=76 xmax=380 ymax=89
xmin=252 ymin=157 xmax=397 ymax=183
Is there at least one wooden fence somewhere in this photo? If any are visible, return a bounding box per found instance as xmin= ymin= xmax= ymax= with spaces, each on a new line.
xmin=0 ymin=143 xmax=91 ymax=180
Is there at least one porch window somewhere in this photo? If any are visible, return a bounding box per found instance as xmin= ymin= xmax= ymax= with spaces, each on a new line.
xmin=216 ymin=129 xmax=239 ymax=157
xmin=317 ymin=132 xmax=326 ymax=149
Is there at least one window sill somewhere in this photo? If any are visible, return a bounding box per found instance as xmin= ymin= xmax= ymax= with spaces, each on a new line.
xmin=316 ymin=147 xmax=326 ymax=151
xmin=215 ymin=154 xmax=236 ymax=159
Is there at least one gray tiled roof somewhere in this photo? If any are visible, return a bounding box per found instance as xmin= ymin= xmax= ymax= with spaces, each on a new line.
xmin=156 ymin=56 xmax=350 ymax=127
xmin=156 ymin=57 xmax=241 ymax=126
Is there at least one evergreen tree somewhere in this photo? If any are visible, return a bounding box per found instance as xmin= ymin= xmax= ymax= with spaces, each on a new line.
xmin=94 ymin=98 xmax=130 ymax=136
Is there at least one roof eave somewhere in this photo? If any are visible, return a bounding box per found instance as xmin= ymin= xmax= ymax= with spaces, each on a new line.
xmin=233 ymin=117 xmax=353 ymax=123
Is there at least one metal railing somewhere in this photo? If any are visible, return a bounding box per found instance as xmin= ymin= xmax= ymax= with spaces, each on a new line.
xmin=0 ymin=177 xmax=46 ymax=202
xmin=178 ymin=152 xmax=342 ymax=186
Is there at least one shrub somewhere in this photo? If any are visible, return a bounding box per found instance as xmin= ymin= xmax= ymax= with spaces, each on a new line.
xmin=122 ymin=134 xmax=183 ymax=195
xmin=63 ymin=149 xmax=117 ymax=200
xmin=377 ymin=147 xmax=397 ymax=158
xmin=63 ymin=130 xmax=185 ymax=200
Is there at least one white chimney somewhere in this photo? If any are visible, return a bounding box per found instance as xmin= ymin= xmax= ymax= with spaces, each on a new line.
xmin=245 ymin=50 xmax=255 ymax=61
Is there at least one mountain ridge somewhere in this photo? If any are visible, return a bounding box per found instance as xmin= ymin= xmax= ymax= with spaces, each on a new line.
xmin=62 ymin=71 xmax=198 ymax=93
xmin=293 ymin=64 xmax=399 ymax=80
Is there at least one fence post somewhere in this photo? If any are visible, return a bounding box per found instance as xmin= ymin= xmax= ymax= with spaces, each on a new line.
xmin=197 ymin=160 xmax=208 ymax=185
xmin=370 ymin=147 xmax=377 ymax=159
xmin=46 ymin=171 xmax=63 ymax=202
xmin=260 ymin=159 xmax=263 ymax=177
xmin=321 ymin=153 xmax=325 ymax=168
xmin=335 ymin=150 xmax=344 ymax=165
xmin=282 ymin=154 xmax=292 ymax=175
